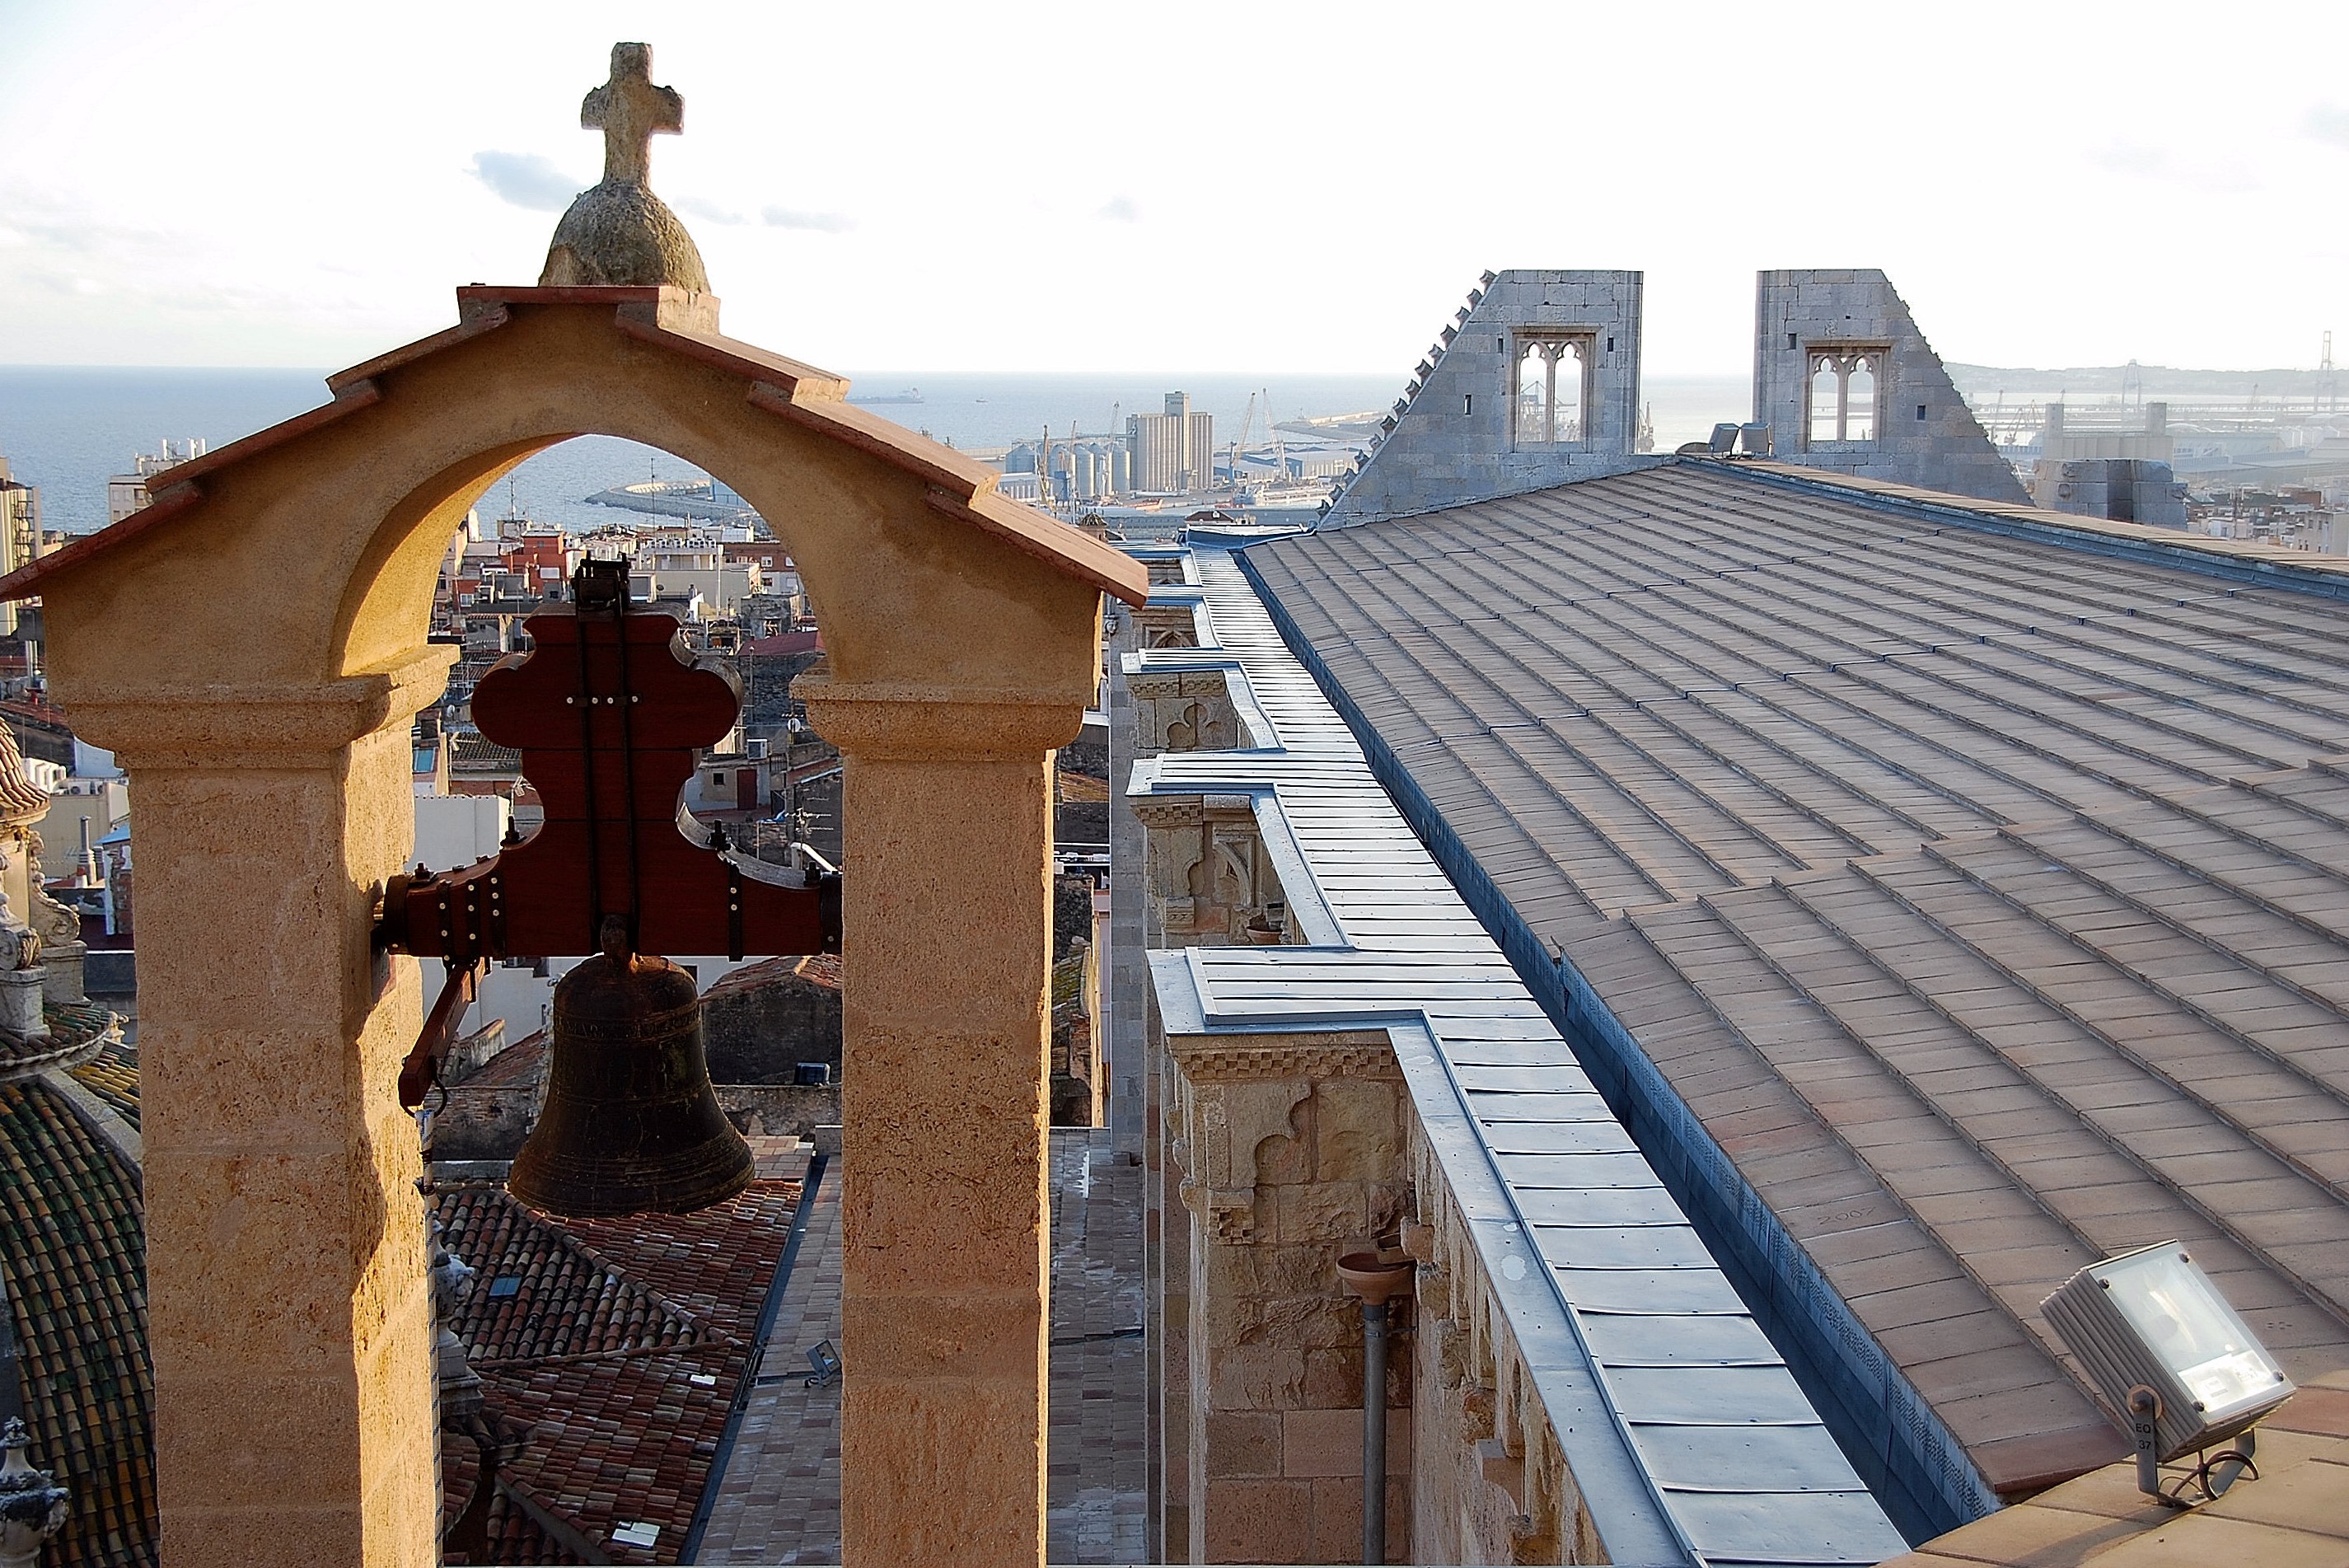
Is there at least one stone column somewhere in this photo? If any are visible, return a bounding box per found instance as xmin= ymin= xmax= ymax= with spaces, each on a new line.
xmin=65 ymin=656 xmax=448 ymax=1568
xmin=799 ymin=678 xmax=1082 ymax=1568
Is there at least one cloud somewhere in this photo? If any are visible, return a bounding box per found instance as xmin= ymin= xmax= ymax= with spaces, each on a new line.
xmin=760 ymin=206 xmax=853 ymax=233
xmin=676 ymin=196 xmax=751 ymax=227
xmin=2093 ymin=144 xmax=2173 ymax=178
xmin=1097 ymin=194 xmax=1141 ymax=222
xmin=2311 ymin=106 xmax=2349 ymax=149
xmin=469 ymin=152 xmax=585 ymax=212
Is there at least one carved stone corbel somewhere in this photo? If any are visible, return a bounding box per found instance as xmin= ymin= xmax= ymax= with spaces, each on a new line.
xmin=1135 ymin=792 xmax=1286 ymax=948
xmin=1167 ymin=1070 xmax=1309 ymax=1245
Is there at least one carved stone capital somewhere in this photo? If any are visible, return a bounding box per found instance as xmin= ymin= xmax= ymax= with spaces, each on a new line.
xmin=795 ymin=672 xmax=1087 ymax=759
xmin=51 ymin=645 xmax=455 ymax=770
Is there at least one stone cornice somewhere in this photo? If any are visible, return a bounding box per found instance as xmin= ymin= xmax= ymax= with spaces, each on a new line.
xmin=1167 ymin=1027 xmax=1400 ymax=1083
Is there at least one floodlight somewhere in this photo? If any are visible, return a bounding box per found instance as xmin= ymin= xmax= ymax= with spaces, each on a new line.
xmin=2041 ymin=1241 xmax=2294 ymax=1504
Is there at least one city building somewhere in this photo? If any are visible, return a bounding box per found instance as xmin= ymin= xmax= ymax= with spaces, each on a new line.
xmin=1127 ymin=391 xmax=1214 ymax=494
xmin=0 ymin=456 xmax=44 ymax=637
xmin=102 ymin=441 xmax=205 ymax=527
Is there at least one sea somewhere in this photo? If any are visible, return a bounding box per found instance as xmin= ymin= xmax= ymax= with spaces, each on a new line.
xmin=0 ymin=366 xmax=1752 ymax=536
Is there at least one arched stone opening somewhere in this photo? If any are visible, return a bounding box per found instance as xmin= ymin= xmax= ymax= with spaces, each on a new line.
xmin=2 ymin=285 xmax=1146 ymax=1568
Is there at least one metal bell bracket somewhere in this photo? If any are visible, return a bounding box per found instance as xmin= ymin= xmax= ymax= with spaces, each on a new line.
xmin=380 ymin=559 xmax=841 ymax=1109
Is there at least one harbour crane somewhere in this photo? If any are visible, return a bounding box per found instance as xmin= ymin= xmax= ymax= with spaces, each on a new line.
xmin=1230 ymin=391 xmax=1258 ymax=489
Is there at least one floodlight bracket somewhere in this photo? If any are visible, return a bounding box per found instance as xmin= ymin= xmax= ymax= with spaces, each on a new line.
xmin=2127 ymin=1386 xmax=2165 ymax=1501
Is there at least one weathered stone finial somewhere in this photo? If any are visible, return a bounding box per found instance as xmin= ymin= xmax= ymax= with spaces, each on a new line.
xmin=539 ymin=43 xmax=711 ymax=293
xmin=0 ymin=1417 xmax=70 ymax=1568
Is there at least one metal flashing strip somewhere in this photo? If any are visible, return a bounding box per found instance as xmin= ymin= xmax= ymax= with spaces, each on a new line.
xmin=1135 ymin=547 xmax=1909 ymax=1568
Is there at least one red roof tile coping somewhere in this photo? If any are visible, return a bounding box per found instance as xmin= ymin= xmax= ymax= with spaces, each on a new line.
xmin=0 ymin=286 xmax=1148 ymax=607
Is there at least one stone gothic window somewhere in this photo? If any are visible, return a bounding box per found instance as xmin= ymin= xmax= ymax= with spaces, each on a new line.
xmin=1807 ymin=348 xmax=1884 ymax=444
xmin=1512 ymin=335 xmax=1590 ymax=447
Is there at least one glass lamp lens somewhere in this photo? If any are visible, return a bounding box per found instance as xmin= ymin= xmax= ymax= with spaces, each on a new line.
xmin=2103 ymin=1248 xmax=2276 ymax=1417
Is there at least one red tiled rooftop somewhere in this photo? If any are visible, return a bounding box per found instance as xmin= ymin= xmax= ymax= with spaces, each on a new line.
xmin=432 ymin=1178 xmax=801 ymax=1562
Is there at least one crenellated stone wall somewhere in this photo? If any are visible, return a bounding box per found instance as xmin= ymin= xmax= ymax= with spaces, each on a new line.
xmin=1137 ymin=599 xmax=1203 ymax=649
xmin=1135 ymin=793 xmax=1292 ymax=951
xmin=1149 ymin=1011 xmax=1619 ymax=1566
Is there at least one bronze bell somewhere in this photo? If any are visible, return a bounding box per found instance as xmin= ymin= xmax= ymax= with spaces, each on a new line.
xmin=508 ymin=921 xmax=755 ymax=1217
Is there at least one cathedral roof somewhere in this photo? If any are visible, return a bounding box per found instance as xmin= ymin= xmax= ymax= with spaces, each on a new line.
xmin=1242 ymin=458 xmax=2349 ymax=1497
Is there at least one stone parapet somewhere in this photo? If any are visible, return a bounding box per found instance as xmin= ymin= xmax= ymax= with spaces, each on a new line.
xmin=1401 ymin=1113 xmax=1595 ymax=1566
xmin=1164 ymin=1027 xmax=1415 ymax=1563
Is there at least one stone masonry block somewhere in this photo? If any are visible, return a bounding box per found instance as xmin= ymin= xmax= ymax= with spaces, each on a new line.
xmin=1204 ymin=1410 xmax=1283 ymax=1479
xmin=1308 ymin=1473 xmax=1412 ymax=1565
xmin=1314 ymin=1077 xmax=1404 ymax=1182
xmin=1284 ymin=1407 xmax=1412 ymax=1478
xmin=1258 ymin=1243 xmax=1342 ymax=1297
xmin=1277 ymin=1181 xmax=1369 ymax=1243
xmin=1202 ymin=1477 xmax=1315 ymax=1563
xmin=1210 ymin=1344 xmax=1307 ymax=1411
xmin=1284 ymin=1407 xmax=1365 ymax=1477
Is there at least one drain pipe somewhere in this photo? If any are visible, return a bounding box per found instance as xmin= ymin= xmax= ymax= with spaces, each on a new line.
xmin=1338 ymin=1252 xmax=1414 ymax=1566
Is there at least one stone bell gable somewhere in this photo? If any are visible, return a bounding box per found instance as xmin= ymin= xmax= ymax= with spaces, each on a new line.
xmin=2 ymin=261 xmax=1144 ymax=1567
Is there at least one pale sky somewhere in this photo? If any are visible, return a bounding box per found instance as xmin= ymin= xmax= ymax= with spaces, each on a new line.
xmin=2 ymin=0 xmax=2345 ymax=377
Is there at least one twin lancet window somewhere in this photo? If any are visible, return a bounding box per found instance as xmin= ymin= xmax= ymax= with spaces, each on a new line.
xmin=1807 ymin=347 xmax=1886 ymax=445
xmin=1510 ymin=333 xmax=1593 ymax=448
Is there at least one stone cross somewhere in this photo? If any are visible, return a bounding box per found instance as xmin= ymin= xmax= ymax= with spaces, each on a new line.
xmin=583 ymin=42 xmax=682 ymax=189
